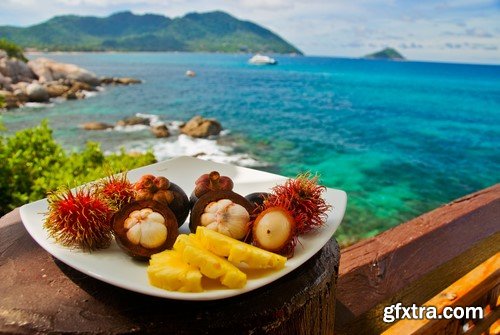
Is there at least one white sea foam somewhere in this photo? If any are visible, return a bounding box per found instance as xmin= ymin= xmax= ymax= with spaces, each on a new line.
xmin=136 ymin=113 xmax=163 ymax=127
xmin=112 ymin=124 xmax=150 ymax=132
xmin=83 ymin=90 xmax=98 ymax=98
xmin=113 ymin=134 xmax=264 ymax=168
xmin=106 ymin=113 xmax=266 ymax=168
xmin=23 ymin=102 xmax=54 ymax=108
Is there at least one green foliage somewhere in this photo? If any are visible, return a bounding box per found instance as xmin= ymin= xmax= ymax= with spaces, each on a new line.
xmin=0 ymin=121 xmax=156 ymax=215
xmin=0 ymin=95 xmax=5 ymax=109
xmin=0 ymin=11 xmax=302 ymax=54
xmin=0 ymin=38 xmax=28 ymax=62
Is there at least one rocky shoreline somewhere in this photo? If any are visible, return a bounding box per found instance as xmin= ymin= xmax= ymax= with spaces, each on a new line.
xmin=82 ymin=115 xmax=223 ymax=139
xmin=0 ymin=51 xmax=141 ymax=109
xmin=1 ymin=50 xmax=225 ymax=141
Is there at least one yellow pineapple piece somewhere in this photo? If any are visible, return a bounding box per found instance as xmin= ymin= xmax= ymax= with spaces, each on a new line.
xmin=195 ymin=226 xmax=287 ymax=270
xmin=147 ymin=250 xmax=203 ymax=292
xmin=174 ymin=234 xmax=246 ymax=289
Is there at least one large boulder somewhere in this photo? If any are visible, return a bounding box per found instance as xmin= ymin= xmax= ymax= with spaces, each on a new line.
xmin=28 ymin=58 xmax=100 ymax=86
xmin=81 ymin=122 xmax=114 ymax=130
xmin=0 ymin=57 xmax=35 ymax=83
xmin=0 ymin=72 xmax=12 ymax=91
xmin=26 ymin=82 xmax=49 ymax=102
xmin=180 ymin=116 xmax=222 ymax=138
xmin=10 ymin=82 xmax=29 ymax=103
xmin=45 ymin=83 xmax=70 ymax=98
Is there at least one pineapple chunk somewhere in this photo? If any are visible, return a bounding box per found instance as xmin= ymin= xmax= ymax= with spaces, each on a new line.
xmin=148 ymin=250 xmax=203 ymax=292
xmin=174 ymin=234 xmax=246 ymax=289
xmin=195 ymin=226 xmax=287 ymax=270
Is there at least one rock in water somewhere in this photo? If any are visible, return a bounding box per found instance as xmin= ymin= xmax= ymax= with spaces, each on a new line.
xmin=28 ymin=58 xmax=100 ymax=86
xmin=180 ymin=116 xmax=222 ymax=138
xmin=26 ymin=82 xmax=49 ymax=102
xmin=100 ymin=77 xmax=141 ymax=85
xmin=116 ymin=116 xmax=150 ymax=127
xmin=115 ymin=77 xmax=142 ymax=85
xmin=151 ymin=125 xmax=170 ymax=138
xmin=81 ymin=122 xmax=114 ymax=130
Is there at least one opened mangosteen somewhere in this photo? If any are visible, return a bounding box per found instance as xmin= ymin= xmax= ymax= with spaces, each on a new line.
xmin=134 ymin=174 xmax=190 ymax=226
xmin=113 ymin=200 xmax=179 ymax=260
xmin=189 ymin=190 xmax=254 ymax=240
xmin=189 ymin=171 xmax=234 ymax=208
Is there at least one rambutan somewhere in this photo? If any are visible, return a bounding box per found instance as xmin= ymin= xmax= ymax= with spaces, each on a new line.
xmin=44 ymin=186 xmax=113 ymax=251
xmin=264 ymin=172 xmax=331 ymax=235
xmin=251 ymin=173 xmax=331 ymax=257
xmin=98 ymin=173 xmax=135 ymax=210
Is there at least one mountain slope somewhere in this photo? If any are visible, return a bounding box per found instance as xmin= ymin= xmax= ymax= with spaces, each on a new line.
xmin=0 ymin=11 xmax=301 ymax=54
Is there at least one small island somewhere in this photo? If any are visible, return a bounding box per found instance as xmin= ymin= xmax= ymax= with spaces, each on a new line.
xmin=363 ymin=47 xmax=405 ymax=60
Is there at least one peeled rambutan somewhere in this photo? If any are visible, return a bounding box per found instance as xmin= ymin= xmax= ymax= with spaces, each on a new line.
xmin=98 ymin=173 xmax=135 ymax=210
xmin=263 ymin=172 xmax=331 ymax=235
xmin=44 ymin=186 xmax=114 ymax=251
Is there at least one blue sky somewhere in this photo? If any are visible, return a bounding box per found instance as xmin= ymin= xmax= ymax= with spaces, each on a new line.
xmin=1 ymin=0 xmax=499 ymax=64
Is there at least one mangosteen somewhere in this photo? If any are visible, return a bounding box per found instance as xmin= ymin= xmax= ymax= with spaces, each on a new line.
xmin=189 ymin=171 xmax=234 ymax=208
xmin=113 ymin=200 xmax=179 ymax=260
xmin=134 ymin=175 xmax=190 ymax=226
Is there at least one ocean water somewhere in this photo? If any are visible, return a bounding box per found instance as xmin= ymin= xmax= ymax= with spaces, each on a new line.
xmin=2 ymin=53 xmax=499 ymax=243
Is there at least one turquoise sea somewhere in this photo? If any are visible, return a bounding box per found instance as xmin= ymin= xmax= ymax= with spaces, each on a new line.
xmin=2 ymin=53 xmax=500 ymax=243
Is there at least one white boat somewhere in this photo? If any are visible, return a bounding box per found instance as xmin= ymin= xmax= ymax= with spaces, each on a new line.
xmin=249 ymin=54 xmax=277 ymax=65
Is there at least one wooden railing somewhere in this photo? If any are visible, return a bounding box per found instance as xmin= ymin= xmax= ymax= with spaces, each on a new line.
xmin=335 ymin=184 xmax=500 ymax=334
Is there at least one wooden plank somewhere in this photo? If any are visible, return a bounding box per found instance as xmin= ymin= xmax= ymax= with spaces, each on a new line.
xmin=335 ymin=184 xmax=500 ymax=334
xmin=382 ymin=253 xmax=500 ymax=335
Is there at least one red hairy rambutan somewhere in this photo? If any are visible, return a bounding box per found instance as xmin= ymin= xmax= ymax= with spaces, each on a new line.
xmin=263 ymin=172 xmax=331 ymax=235
xmin=98 ymin=173 xmax=135 ymax=210
xmin=44 ymin=186 xmax=113 ymax=251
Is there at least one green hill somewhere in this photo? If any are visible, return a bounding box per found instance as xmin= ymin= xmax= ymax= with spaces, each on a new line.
xmin=363 ymin=47 xmax=405 ymax=60
xmin=0 ymin=11 xmax=302 ymax=54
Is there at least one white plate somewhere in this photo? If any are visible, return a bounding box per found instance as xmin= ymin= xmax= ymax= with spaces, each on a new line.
xmin=20 ymin=156 xmax=347 ymax=301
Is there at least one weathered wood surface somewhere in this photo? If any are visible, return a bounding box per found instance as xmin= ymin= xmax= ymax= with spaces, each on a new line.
xmin=0 ymin=208 xmax=340 ymax=334
xmin=382 ymin=252 xmax=500 ymax=335
xmin=336 ymin=184 xmax=500 ymax=334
